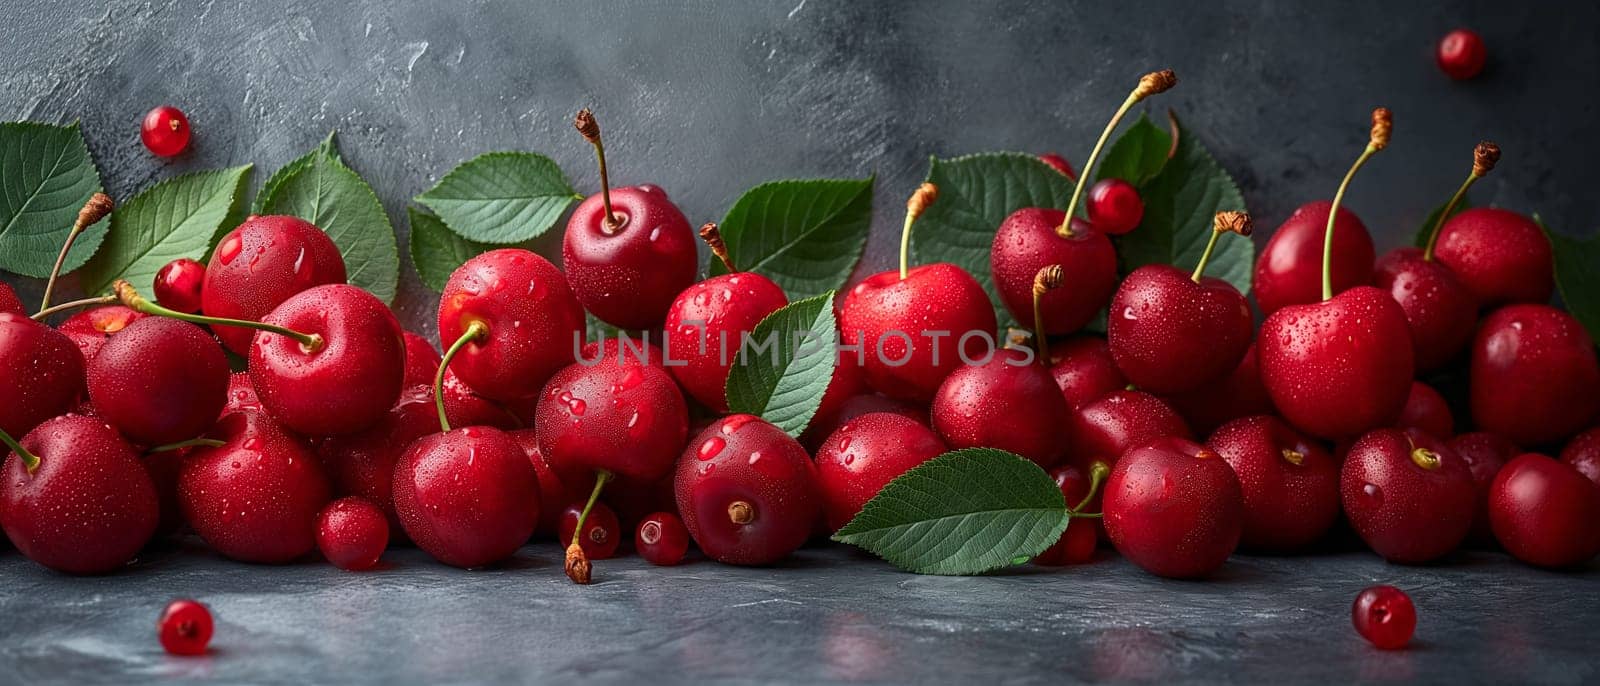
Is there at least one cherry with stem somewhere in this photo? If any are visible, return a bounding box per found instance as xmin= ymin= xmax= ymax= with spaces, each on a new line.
xmin=1059 ymin=70 xmax=1177 ymax=237
xmin=36 ymin=193 xmax=114 ymax=313
xmin=1422 ymin=142 xmax=1500 ymax=262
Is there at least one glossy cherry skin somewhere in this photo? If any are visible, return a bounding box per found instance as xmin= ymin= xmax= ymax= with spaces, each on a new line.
xmin=1103 ymin=437 xmax=1243 ymax=578
xmin=87 ymin=317 xmax=228 ymax=446
xmin=1396 ymin=381 xmax=1454 ymax=440
xmin=140 ymin=105 xmax=191 ymax=157
xmin=931 ymin=350 xmax=1069 ymax=467
xmin=636 ymin=512 xmax=691 ymax=566
xmin=1470 ymin=305 xmax=1599 ymax=447
xmin=144 ymin=446 xmax=188 ymax=538
xmin=318 ymin=385 xmax=446 ymax=541
xmin=203 ymin=215 xmax=347 ymax=355
xmin=1341 ymin=428 xmax=1475 ymax=563
xmin=510 ymin=430 xmax=595 ymax=538
xmin=1489 ymin=454 xmax=1600 ymax=568
xmin=801 ymin=391 xmax=923 ymax=452
xmin=815 ymin=412 xmax=947 ymax=532
xmin=1260 ymin=286 xmax=1414 ymax=440
xmin=1253 ymin=201 xmax=1375 ymax=315
xmin=180 ymin=411 xmax=332 ymax=563
xmin=664 ymin=271 xmax=788 ymax=411
xmin=1035 ymin=464 xmax=1098 ymax=566
xmin=675 ymin=415 xmax=822 ymax=565
xmin=1108 ymin=265 xmax=1252 ymax=394
xmin=250 ymin=284 xmax=405 ymax=436
xmin=0 ymin=313 xmax=86 ymax=439
xmin=401 ymin=332 xmax=441 ymax=386
xmin=563 ymin=185 xmax=698 ymax=330
xmin=153 ymin=258 xmax=206 ymax=314
xmin=317 ymin=497 xmax=389 ymax=571
xmin=1067 ymin=389 xmax=1191 ymax=469
xmin=839 ymin=263 xmax=998 ymax=403
xmin=1437 ymin=29 xmax=1487 ymax=80
xmin=57 ymin=305 xmax=147 ymax=364
xmin=1432 ymin=208 xmax=1553 ymax=307
xmin=222 ymin=372 xmax=261 ymax=417
xmin=558 ymin=501 xmax=621 ymax=560
xmin=439 ymin=248 xmax=585 ymax=402
xmin=1086 ymin=179 xmax=1144 ymax=235
xmin=1449 ymin=431 xmax=1518 ymax=543
xmin=158 ymin=599 xmax=214 ymax=656
xmin=1352 ymin=586 xmax=1416 ymax=650
xmin=992 ymin=209 xmax=1118 ymax=335
xmin=1038 ymin=153 xmax=1076 ymax=180
xmin=1374 ymin=248 xmax=1476 ymax=372
xmin=1560 ymin=428 xmax=1600 ymax=489
xmin=0 ymin=281 xmax=22 ymax=315
xmin=1208 ymin=416 xmax=1340 ymax=551
xmin=393 ymin=426 xmax=540 ymax=568
xmin=1162 ymin=344 xmax=1275 ymax=436
xmin=0 ymin=415 xmax=158 ymax=574
xmin=1048 ymin=336 xmax=1126 ymax=410
xmin=798 ymin=357 xmax=868 ymax=450
xmin=536 ymin=358 xmax=689 ymax=483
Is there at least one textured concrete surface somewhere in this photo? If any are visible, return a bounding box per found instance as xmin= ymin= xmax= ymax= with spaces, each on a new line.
xmin=3 ymin=1 xmax=1600 ymax=683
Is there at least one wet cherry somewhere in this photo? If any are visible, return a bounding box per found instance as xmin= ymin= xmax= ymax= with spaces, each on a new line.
xmin=1560 ymin=428 xmax=1600 ymax=489
xmin=510 ymin=430 xmax=595 ymax=539
xmin=1449 ymin=431 xmax=1518 ymax=543
xmin=1067 ymin=389 xmax=1191 ymax=469
xmin=438 ymin=248 xmax=584 ymax=402
xmin=1253 ymin=200 xmax=1376 ymax=316
xmin=153 ymin=258 xmax=206 ymax=314
xmin=221 ymin=372 xmax=261 ymax=417
xmin=140 ymin=105 xmax=191 ymax=157
xmin=1086 ymin=178 xmax=1143 ymax=235
xmin=663 ymin=223 xmax=788 ymax=411
xmin=815 ymin=412 xmax=947 ymax=532
xmin=1488 ymin=453 xmax=1600 ymax=568
xmin=1471 ymin=304 xmax=1599 ymax=447
xmin=317 ymin=497 xmax=389 ymax=571
xmin=675 ymin=415 xmax=822 ymax=566
xmin=393 ymin=425 xmax=540 ymax=568
xmin=1208 ymin=415 xmax=1340 ymax=552
xmin=559 ymin=501 xmax=621 ymax=560
xmin=1432 ymin=207 xmax=1553 ymax=308
xmin=1352 ymin=586 xmax=1415 ymax=650
xmin=180 ymin=410 xmax=332 ymax=564
xmin=88 ymin=317 xmax=228 ymax=446
xmin=636 ymin=512 xmax=691 ymax=566
xmin=1341 ymin=427 xmax=1475 ymax=563
xmin=801 ymin=391 xmax=924 ymax=453
xmin=401 ymin=332 xmax=441 ymax=386
xmin=1103 ymin=437 xmax=1243 ymax=578
xmin=201 ymin=215 xmax=346 ymax=355
xmin=57 ymin=305 xmax=147 ymax=364
xmin=317 ymin=388 xmax=441 ymax=542
xmin=1437 ymin=29 xmax=1487 ymax=80
xmin=0 ymin=313 xmax=85 ymax=439
xmin=0 ymin=281 xmax=21 ymax=315
xmin=1035 ymin=461 xmax=1107 ymax=566
xmin=1396 ymin=381 xmax=1454 ymax=440
xmin=158 ymin=599 xmax=214 ymax=656
xmin=1161 ymin=344 xmax=1276 ymax=436
xmin=1048 ymin=335 xmax=1127 ymax=410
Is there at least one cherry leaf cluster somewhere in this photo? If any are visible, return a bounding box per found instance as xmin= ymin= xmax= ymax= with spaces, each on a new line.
xmin=80 ymin=166 xmax=252 ymax=296
xmin=711 ymin=178 xmax=874 ymax=299
xmin=0 ymin=123 xmax=106 ymax=277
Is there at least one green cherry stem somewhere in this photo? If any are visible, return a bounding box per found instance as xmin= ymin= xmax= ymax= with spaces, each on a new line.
xmin=434 ymin=320 xmax=489 ymax=433
xmin=38 ymin=193 xmax=114 ymax=313
xmin=1423 ymin=141 xmax=1501 ymax=262
xmin=0 ymin=426 xmax=40 ymax=473
xmin=1031 ymin=264 xmax=1064 ymax=362
xmin=1321 ymin=108 xmax=1392 ymax=301
xmin=148 ymin=438 xmax=226 ymax=454
xmin=899 ymin=183 xmax=938 ymax=280
xmin=114 ymin=280 xmax=322 ymax=350
xmin=574 ymin=108 xmax=620 ymax=233
xmin=564 ymin=469 xmax=615 ymax=585
xmin=1057 ymin=70 xmax=1177 ymax=238
xmin=31 ymin=295 xmax=116 ymax=322
xmin=1070 ymin=460 xmax=1111 ymax=516
xmin=1191 ymin=211 xmax=1254 ymax=283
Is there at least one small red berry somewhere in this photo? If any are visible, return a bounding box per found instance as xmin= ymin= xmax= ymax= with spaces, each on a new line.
xmin=1086 ymin=178 xmax=1143 ymax=235
xmin=317 ymin=497 xmax=389 ymax=571
xmin=1437 ymin=29 xmax=1487 ymax=80
xmin=636 ymin=512 xmax=690 ymax=566
xmin=1352 ymin=585 xmax=1416 ymax=650
xmin=153 ymin=258 xmax=206 ymax=314
xmin=1039 ymin=153 xmax=1077 ymax=180
xmin=141 ymin=106 xmax=191 ymax=157
xmin=158 ymin=599 xmax=214 ymax=656
xmin=559 ymin=501 xmax=621 ymax=560
xmin=1034 ymin=464 xmax=1099 ymax=566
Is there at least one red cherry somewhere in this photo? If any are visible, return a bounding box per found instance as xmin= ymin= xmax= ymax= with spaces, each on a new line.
xmin=1103 ymin=437 xmax=1243 ymax=578
xmin=180 ymin=411 xmax=331 ymax=563
xmin=991 ymin=209 xmax=1117 ymax=335
xmin=0 ymin=313 xmax=85 ymax=439
xmin=1352 ymin=586 xmax=1416 ymax=650
xmin=393 ymin=426 xmax=540 ymax=568
xmin=1253 ymin=201 xmax=1376 ymax=315
xmin=158 ymin=599 xmax=214 ymax=656
xmin=1373 ymin=248 xmax=1476 ymax=371
xmin=579 ymin=336 xmax=667 ymax=371
xmin=559 ymin=501 xmax=621 ymax=560
xmin=57 ymin=305 xmax=147 ymax=364
xmin=1034 ymin=463 xmax=1102 ymax=566
xmin=1488 ymin=453 xmax=1600 ymax=568
xmin=1086 ymin=178 xmax=1143 ymax=235
xmin=401 ymin=332 xmax=441 ymax=386
xmin=1448 ymin=431 xmax=1517 ymax=543
xmin=1470 ymin=305 xmax=1600 ymax=446
xmin=664 ymin=225 xmax=788 ymax=410
xmin=1560 ymin=428 xmax=1600 ymax=489
xmin=801 ymin=391 xmax=924 ymax=452
xmin=221 ymin=371 xmax=261 ymax=417
xmin=140 ymin=105 xmax=191 ymax=157
xmin=1161 ymin=344 xmax=1275 ymax=436
xmin=1038 ymin=153 xmax=1077 ymax=180
xmin=675 ymin=415 xmax=822 ymax=566
xmin=1047 ymin=335 xmax=1127 ymax=410
xmin=636 ymin=512 xmax=691 ymax=566
xmin=1436 ymin=29 xmax=1487 ymax=80
xmin=1396 ymin=381 xmax=1454 ymax=440
xmin=798 ymin=354 xmax=868 ymax=450
xmin=603 ymin=472 xmax=677 ymax=534
xmin=1261 ymin=286 xmax=1414 ymax=440
xmin=1432 ymin=208 xmax=1553 ymax=307
xmin=202 ymin=215 xmax=346 ymax=355
xmin=509 ymin=430 xmax=596 ymax=538
xmin=1067 ymin=389 xmax=1191 ymax=469
xmin=840 ymin=262 xmax=997 ymax=403
xmin=438 ymin=248 xmax=584 ymax=402
xmin=1208 ymin=416 xmax=1340 ymax=552
xmin=564 ymin=110 xmax=697 ymax=329
xmin=317 ymin=497 xmax=389 ymax=571
xmin=0 ymin=415 xmax=158 ymax=574
xmin=87 ymin=317 xmax=228 ymax=446
xmin=815 ymin=412 xmax=946 ymax=531
xmin=319 ymin=386 xmax=445 ymax=541
xmin=153 ymin=258 xmax=206 ymax=314
xmin=932 ymin=350 xmax=1069 ymax=467
xmin=1341 ymin=428 xmax=1475 ymax=563
xmin=0 ymin=281 xmax=22 ymax=315
xmin=536 ymin=359 xmax=688 ymax=483
xmin=143 ymin=446 xmax=187 ymax=538
xmin=439 ymin=371 xmax=522 ymax=430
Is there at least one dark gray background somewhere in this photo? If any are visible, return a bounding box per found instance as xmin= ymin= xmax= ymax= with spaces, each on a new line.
xmin=2 ymin=1 xmax=1599 ymax=684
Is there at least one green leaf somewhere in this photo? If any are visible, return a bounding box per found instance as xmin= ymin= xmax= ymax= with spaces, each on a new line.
xmin=712 ymin=178 xmax=873 ymax=300
xmin=912 ymin=153 xmax=1075 ymax=325
xmin=1115 ymin=115 xmax=1252 ymax=294
xmin=1413 ymin=196 xmax=1473 ymax=249
xmin=724 ymin=292 xmax=837 ymax=436
xmin=260 ymin=152 xmax=400 ymax=303
xmin=80 ymin=166 xmax=252 ymax=295
xmin=832 ymin=448 xmax=1070 ymax=575
xmin=0 ymin=122 xmax=106 ymax=277
xmin=1095 ymin=113 xmax=1172 ymax=186
xmin=1540 ymin=218 xmax=1600 ymax=343
xmin=408 ymin=207 xmax=495 ymax=292
xmin=254 ymin=131 xmax=340 ymax=215
xmin=415 ymin=152 xmax=579 ymax=243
